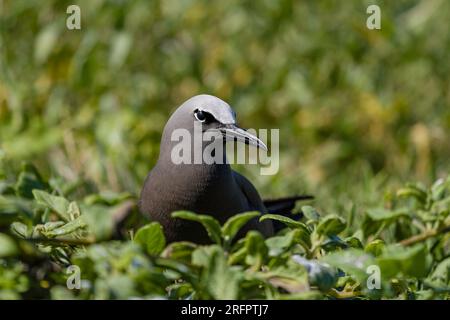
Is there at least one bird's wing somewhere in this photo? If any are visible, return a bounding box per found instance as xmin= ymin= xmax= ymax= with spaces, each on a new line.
xmin=232 ymin=170 xmax=267 ymax=213
xmin=263 ymin=195 xmax=314 ymax=215
xmin=232 ymin=170 xmax=274 ymax=236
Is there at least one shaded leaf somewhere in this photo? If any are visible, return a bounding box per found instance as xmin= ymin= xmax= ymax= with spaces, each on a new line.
xmin=172 ymin=211 xmax=222 ymax=244
xmin=316 ymin=215 xmax=346 ymax=236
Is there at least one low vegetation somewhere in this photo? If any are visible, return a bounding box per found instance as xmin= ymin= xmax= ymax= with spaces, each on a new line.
xmin=0 ymin=164 xmax=448 ymax=299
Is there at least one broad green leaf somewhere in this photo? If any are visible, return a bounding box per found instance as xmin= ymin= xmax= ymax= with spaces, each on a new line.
xmin=80 ymin=204 xmax=114 ymax=241
xmin=244 ymin=231 xmax=267 ymax=269
xmin=0 ymin=233 xmax=18 ymax=257
xmin=205 ymin=246 xmax=240 ymax=299
xmin=192 ymin=245 xmax=240 ymax=299
xmin=10 ymin=222 xmax=31 ymax=238
xmin=221 ymin=211 xmax=260 ymax=243
xmin=260 ymin=214 xmax=309 ymax=231
xmin=321 ymin=249 xmax=376 ymax=284
xmin=316 ymin=214 xmax=346 ymax=236
xmin=366 ymin=208 xmax=408 ymax=222
xmin=302 ymin=206 xmax=320 ymax=222
xmin=162 ymin=241 xmax=196 ymax=263
xmin=192 ymin=245 xmax=221 ymax=267
xmin=33 ymin=190 xmax=70 ymax=222
xmin=425 ymin=257 xmax=450 ymax=288
xmin=172 ymin=211 xmax=222 ymax=244
xmin=134 ymin=222 xmax=166 ymax=256
xmin=261 ymin=259 xmax=309 ymax=294
xmin=377 ymin=244 xmax=431 ymax=279
xmin=265 ymin=230 xmax=299 ymax=256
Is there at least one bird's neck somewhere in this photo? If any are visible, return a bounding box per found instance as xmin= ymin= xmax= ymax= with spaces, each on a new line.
xmin=156 ymin=128 xmax=236 ymax=200
xmin=156 ymin=149 xmax=234 ymax=198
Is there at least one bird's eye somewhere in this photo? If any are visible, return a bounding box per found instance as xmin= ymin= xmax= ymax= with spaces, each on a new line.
xmin=194 ymin=109 xmax=207 ymax=122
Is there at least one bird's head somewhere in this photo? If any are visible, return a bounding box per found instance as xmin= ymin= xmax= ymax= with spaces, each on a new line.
xmin=161 ymin=94 xmax=267 ymax=154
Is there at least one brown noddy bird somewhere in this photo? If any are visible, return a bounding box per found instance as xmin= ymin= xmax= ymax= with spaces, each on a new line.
xmin=139 ymin=94 xmax=312 ymax=243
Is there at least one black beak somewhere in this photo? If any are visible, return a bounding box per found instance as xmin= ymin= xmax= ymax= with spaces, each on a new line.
xmin=211 ymin=124 xmax=268 ymax=151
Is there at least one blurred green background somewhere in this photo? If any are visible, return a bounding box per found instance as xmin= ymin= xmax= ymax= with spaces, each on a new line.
xmin=1 ymin=0 xmax=449 ymax=218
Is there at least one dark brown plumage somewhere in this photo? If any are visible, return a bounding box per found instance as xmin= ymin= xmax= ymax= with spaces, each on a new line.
xmin=139 ymin=95 xmax=311 ymax=243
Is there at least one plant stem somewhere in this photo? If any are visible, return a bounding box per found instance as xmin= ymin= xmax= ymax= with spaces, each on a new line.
xmin=399 ymin=223 xmax=450 ymax=246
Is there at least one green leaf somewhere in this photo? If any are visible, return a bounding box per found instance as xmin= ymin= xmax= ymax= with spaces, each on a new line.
xmin=431 ymin=178 xmax=448 ymax=201
xmin=134 ymin=222 xmax=166 ymax=256
xmin=397 ymin=185 xmax=428 ymax=204
xmin=425 ymin=257 xmax=450 ymax=288
xmin=321 ymin=235 xmax=349 ymax=251
xmin=172 ymin=211 xmax=222 ymax=244
xmin=345 ymin=236 xmax=363 ymax=249
xmin=321 ymin=249 xmax=375 ymax=284
xmin=244 ymin=231 xmax=267 ymax=269
xmin=80 ymin=204 xmax=114 ymax=241
xmin=43 ymin=216 xmax=86 ymax=237
xmin=265 ymin=230 xmax=298 ymax=256
xmin=0 ymin=196 xmax=34 ymax=222
xmin=205 ymin=246 xmax=240 ymax=299
xmin=33 ymin=190 xmax=70 ymax=222
xmin=366 ymin=208 xmax=408 ymax=222
xmin=0 ymin=233 xmax=19 ymax=257
xmin=221 ymin=211 xmax=260 ymax=243
xmin=261 ymin=259 xmax=309 ymax=294
xmin=377 ymin=244 xmax=431 ymax=279
xmin=292 ymin=255 xmax=337 ymax=292
xmin=267 ymin=226 xmax=312 ymax=256
xmin=365 ymin=239 xmax=385 ymax=257
xmin=83 ymin=191 xmax=132 ymax=206
xmin=192 ymin=245 xmax=221 ymax=267
xmin=302 ymin=205 xmax=320 ymax=222
xmin=10 ymin=222 xmax=31 ymax=238
xmin=15 ymin=164 xmax=47 ymax=199
xmin=192 ymin=245 xmax=240 ymax=299
xmin=316 ymin=214 xmax=346 ymax=236
xmin=260 ymin=214 xmax=309 ymax=231
xmin=162 ymin=241 xmax=196 ymax=263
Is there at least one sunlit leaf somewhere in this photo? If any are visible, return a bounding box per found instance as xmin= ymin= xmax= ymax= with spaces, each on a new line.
xmin=134 ymin=222 xmax=166 ymax=256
